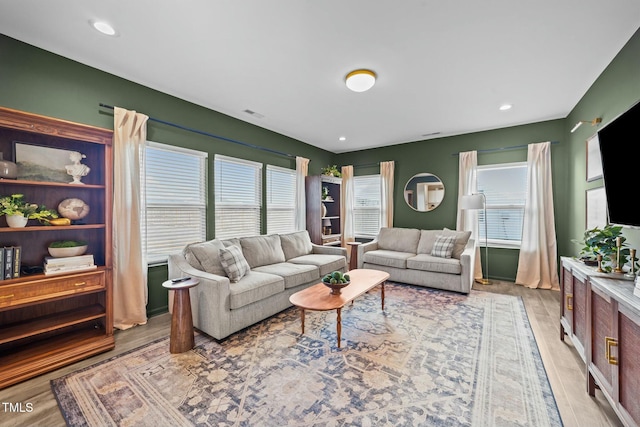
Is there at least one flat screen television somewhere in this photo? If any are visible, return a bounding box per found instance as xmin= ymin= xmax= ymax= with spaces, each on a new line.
xmin=597 ymin=99 xmax=640 ymax=228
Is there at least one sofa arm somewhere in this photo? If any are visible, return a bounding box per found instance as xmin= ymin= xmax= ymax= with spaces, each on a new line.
xmin=459 ymin=238 xmax=476 ymax=293
xmin=167 ymin=253 xmax=231 ymax=334
xmin=311 ymin=243 xmax=347 ymax=258
xmin=357 ymin=239 xmax=379 ymax=269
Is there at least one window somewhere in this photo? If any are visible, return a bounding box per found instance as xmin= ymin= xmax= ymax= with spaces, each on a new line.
xmin=214 ymin=155 xmax=262 ymax=239
xmin=266 ymin=165 xmax=296 ymax=234
xmin=476 ymin=162 xmax=527 ymax=247
xmin=143 ymin=142 xmax=207 ymax=265
xmin=353 ymin=174 xmax=381 ymax=238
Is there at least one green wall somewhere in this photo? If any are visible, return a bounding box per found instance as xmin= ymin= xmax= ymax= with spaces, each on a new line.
xmin=1 ymin=26 xmax=639 ymax=311
xmin=0 ymin=35 xmax=335 ymax=316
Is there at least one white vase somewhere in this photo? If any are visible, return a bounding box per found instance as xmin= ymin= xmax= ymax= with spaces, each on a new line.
xmin=6 ymin=215 xmax=28 ymax=228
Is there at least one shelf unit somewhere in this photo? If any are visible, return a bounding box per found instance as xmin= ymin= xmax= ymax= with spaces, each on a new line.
xmin=305 ymin=175 xmax=342 ymax=246
xmin=0 ymin=107 xmax=114 ymax=389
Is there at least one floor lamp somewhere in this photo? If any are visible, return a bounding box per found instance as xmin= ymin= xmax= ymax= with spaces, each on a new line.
xmin=461 ymin=193 xmax=491 ymax=285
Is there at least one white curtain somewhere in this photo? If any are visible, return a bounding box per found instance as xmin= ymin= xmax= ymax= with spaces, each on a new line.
xmin=515 ymin=141 xmax=560 ymax=290
xmin=341 ymin=165 xmax=355 ymax=246
xmin=295 ymin=156 xmax=309 ymax=231
xmin=112 ymin=107 xmax=149 ymax=329
xmin=456 ymin=150 xmax=483 ymax=280
xmin=380 ymin=160 xmax=394 ymax=228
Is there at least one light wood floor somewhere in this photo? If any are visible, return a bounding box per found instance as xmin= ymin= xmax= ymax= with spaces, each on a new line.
xmin=0 ymin=282 xmax=623 ymax=427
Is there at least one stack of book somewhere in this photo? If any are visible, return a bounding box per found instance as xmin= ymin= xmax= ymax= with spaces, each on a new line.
xmin=1 ymin=246 xmax=22 ymax=280
xmin=44 ymin=254 xmax=96 ymax=276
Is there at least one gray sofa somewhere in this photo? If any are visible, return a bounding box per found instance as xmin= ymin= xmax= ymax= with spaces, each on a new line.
xmin=168 ymin=230 xmax=347 ymax=340
xmin=357 ymin=227 xmax=476 ymax=294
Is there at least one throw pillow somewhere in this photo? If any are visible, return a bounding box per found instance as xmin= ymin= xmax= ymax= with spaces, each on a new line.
xmin=219 ymin=245 xmax=250 ymax=283
xmin=442 ymin=228 xmax=472 ymax=259
xmin=431 ymin=235 xmax=457 ymax=258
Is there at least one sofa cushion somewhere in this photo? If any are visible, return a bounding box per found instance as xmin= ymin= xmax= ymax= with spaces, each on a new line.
xmin=219 ymin=245 xmax=251 ymax=282
xmin=253 ymin=262 xmax=319 ymax=289
xmin=280 ymin=230 xmax=313 ymax=260
xmin=377 ymin=227 xmax=421 ymax=253
xmin=416 ymin=230 xmax=442 ymax=255
xmin=288 ymin=254 xmax=346 ymax=276
xmin=228 ymin=271 xmax=285 ymax=309
xmin=240 ymin=234 xmax=286 ymax=268
xmin=182 ymin=239 xmax=227 ymax=276
xmin=442 ymin=228 xmax=472 ymax=259
xmin=362 ymin=249 xmax=416 ymax=269
xmin=431 ymin=235 xmax=457 ymax=258
xmin=407 ymin=254 xmax=462 ymax=274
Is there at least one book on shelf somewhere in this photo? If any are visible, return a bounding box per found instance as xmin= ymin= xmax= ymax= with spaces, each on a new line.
xmin=44 ymin=264 xmax=97 ymax=276
xmin=12 ymin=246 xmax=21 ymax=278
xmin=3 ymin=246 xmax=14 ymax=280
xmin=44 ymin=254 xmax=96 ymax=275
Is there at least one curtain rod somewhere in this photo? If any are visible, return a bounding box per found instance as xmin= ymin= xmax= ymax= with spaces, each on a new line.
xmin=451 ymin=140 xmax=559 ymax=156
xmin=99 ymin=103 xmax=297 ymax=159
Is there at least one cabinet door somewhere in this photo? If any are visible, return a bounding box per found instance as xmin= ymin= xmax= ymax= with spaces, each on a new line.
xmin=562 ymin=266 xmax=574 ymax=333
xmin=588 ymin=285 xmax=616 ymax=398
xmin=573 ymin=273 xmax=588 ymax=359
xmin=618 ymin=305 xmax=640 ymax=426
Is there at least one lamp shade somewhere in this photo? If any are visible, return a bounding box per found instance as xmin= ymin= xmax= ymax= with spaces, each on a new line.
xmin=460 ymin=194 xmax=484 ymax=210
xmin=322 ymin=218 xmax=332 ymax=226
xmin=345 ymin=69 xmax=376 ymax=92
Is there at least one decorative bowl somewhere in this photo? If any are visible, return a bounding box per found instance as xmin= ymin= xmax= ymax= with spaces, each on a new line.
xmin=323 ymin=280 xmax=350 ymax=295
xmin=48 ymin=245 xmax=88 ymax=258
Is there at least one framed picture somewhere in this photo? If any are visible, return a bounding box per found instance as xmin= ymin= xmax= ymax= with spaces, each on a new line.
xmin=586 ymin=186 xmax=607 ymax=229
xmin=13 ymin=142 xmax=78 ymax=183
xmin=586 ymin=133 xmax=602 ymax=181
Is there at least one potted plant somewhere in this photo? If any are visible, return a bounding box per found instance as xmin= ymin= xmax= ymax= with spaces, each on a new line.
xmin=48 ymin=240 xmax=88 ymax=257
xmin=573 ymin=224 xmax=639 ymax=273
xmin=0 ymin=193 xmax=58 ymax=227
xmin=320 ymin=165 xmax=342 ymax=178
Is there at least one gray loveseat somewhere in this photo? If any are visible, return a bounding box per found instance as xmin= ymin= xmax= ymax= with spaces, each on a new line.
xmin=168 ymin=230 xmax=347 ymax=340
xmin=357 ymin=227 xmax=476 ymax=294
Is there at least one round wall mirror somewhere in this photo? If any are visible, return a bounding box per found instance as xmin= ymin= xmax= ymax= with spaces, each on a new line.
xmin=404 ymin=173 xmax=445 ymax=212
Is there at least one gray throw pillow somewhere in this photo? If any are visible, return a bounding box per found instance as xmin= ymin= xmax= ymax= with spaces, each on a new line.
xmin=442 ymin=228 xmax=472 ymax=259
xmin=219 ymin=245 xmax=250 ymax=283
xmin=431 ymin=235 xmax=457 ymax=258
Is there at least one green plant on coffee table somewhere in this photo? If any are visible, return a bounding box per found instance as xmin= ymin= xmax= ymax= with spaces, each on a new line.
xmin=573 ymin=224 xmax=639 ymax=273
xmin=322 ymin=271 xmax=351 ymax=294
xmin=0 ymin=193 xmax=58 ymax=222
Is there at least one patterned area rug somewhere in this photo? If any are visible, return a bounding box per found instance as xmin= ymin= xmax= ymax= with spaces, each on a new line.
xmin=52 ymin=284 xmax=562 ymax=426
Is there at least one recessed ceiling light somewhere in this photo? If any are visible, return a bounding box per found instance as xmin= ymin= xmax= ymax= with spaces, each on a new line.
xmin=90 ymin=20 xmax=117 ymax=36
xmin=499 ymin=104 xmax=513 ymax=111
xmin=339 ymin=136 xmax=346 ymax=141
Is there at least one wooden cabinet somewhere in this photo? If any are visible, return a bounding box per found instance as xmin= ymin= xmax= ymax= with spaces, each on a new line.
xmin=0 ymin=107 xmax=114 ymax=389
xmin=560 ymin=257 xmax=590 ymax=361
xmin=305 ymin=175 xmax=341 ymax=246
xmin=587 ymin=277 xmax=640 ymax=427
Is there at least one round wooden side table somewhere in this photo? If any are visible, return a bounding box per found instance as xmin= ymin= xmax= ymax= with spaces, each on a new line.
xmin=346 ymin=242 xmax=362 ymax=271
xmin=162 ymin=278 xmax=200 ymax=353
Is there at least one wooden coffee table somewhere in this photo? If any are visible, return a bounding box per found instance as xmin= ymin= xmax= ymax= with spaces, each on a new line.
xmin=289 ymin=269 xmax=390 ymax=348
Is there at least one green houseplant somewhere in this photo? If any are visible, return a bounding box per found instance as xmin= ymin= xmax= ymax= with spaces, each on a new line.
xmin=573 ymin=224 xmax=639 ymax=273
xmin=0 ymin=193 xmax=58 ymax=226
xmin=320 ymin=165 xmax=341 ymax=178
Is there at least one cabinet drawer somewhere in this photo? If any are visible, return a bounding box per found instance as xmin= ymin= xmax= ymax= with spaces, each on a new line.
xmin=0 ymin=270 xmax=105 ymax=309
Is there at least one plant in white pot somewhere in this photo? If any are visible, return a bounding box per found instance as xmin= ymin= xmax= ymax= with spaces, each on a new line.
xmin=0 ymin=193 xmax=58 ymax=228
xmin=48 ymin=240 xmax=88 ymax=257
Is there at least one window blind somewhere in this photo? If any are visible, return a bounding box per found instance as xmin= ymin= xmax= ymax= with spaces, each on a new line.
xmin=214 ymin=154 xmax=262 ymax=239
xmin=266 ymin=165 xmax=296 ymax=234
xmin=477 ymin=162 xmax=527 ymax=245
xmin=143 ymin=142 xmax=207 ymax=264
xmin=354 ymin=174 xmax=381 ymax=238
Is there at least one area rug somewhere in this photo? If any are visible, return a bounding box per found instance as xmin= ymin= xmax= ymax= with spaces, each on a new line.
xmin=52 ymin=284 xmax=563 ymax=426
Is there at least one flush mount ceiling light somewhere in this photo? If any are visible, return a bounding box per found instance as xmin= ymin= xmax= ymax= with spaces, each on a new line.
xmin=90 ymin=20 xmax=117 ymax=36
xmin=345 ymin=69 xmax=376 ymax=92
xmin=571 ymin=117 xmax=602 ymax=133
xmin=499 ymin=103 xmax=513 ymax=111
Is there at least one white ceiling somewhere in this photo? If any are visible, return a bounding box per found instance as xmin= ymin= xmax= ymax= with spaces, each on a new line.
xmin=1 ymin=1 xmax=639 ymax=153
